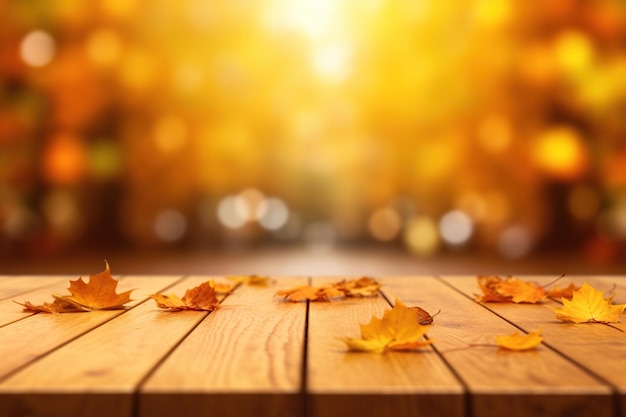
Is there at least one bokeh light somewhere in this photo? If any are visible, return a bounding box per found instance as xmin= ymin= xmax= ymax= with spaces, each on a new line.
xmin=2 ymin=0 xmax=626 ymax=264
xmin=404 ymin=217 xmax=440 ymax=257
xmin=368 ymin=207 xmax=401 ymax=242
xmin=154 ymin=209 xmax=187 ymax=242
xmin=20 ymin=31 xmax=56 ymax=67
xmin=439 ymin=210 xmax=474 ymax=247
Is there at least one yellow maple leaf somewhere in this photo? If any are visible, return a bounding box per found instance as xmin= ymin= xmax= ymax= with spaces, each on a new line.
xmin=344 ymin=299 xmax=433 ymax=353
xmin=227 ymin=275 xmax=271 ymax=286
xmin=150 ymin=280 xmax=219 ymax=312
xmin=16 ymin=261 xmax=133 ymax=313
xmin=547 ymin=282 xmax=626 ymax=324
xmin=496 ymin=329 xmax=543 ymax=351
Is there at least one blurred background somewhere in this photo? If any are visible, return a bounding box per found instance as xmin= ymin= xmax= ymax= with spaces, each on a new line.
xmin=2 ymin=0 xmax=626 ymax=275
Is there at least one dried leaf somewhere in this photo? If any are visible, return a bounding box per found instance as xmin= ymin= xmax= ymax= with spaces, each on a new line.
xmin=150 ymin=280 xmax=220 ymax=312
xmin=16 ymin=261 xmax=133 ymax=313
xmin=16 ymin=298 xmax=83 ymax=314
xmin=275 ymin=286 xmax=331 ymax=302
xmin=475 ymin=275 xmax=545 ymax=303
xmin=410 ymin=306 xmax=436 ymax=325
xmin=276 ymin=277 xmax=381 ymax=302
xmin=547 ymin=282 xmax=626 ymax=324
xmin=332 ymin=277 xmax=381 ymax=297
xmin=344 ymin=299 xmax=433 ymax=353
xmin=496 ymin=329 xmax=543 ymax=351
xmin=546 ymin=283 xmax=579 ymax=300
xmin=227 ymin=275 xmax=271 ymax=286
xmin=213 ymin=282 xmax=234 ymax=294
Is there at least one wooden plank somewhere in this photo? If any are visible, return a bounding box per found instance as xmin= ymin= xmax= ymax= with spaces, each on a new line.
xmin=0 ymin=276 xmax=180 ymax=382
xmin=433 ymin=273 xmax=626 ymax=417
xmin=0 ymin=276 xmax=218 ymax=417
xmin=140 ymin=276 xmax=307 ymax=417
xmin=0 ymin=278 xmax=75 ymax=327
xmin=307 ymin=277 xmax=464 ymax=417
xmin=381 ymin=276 xmax=613 ymax=417
xmin=0 ymin=276 xmax=67 ymax=301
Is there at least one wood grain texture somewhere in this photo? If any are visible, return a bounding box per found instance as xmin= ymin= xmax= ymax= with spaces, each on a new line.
xmin=0 ymin=278 xmax=75 ymax=327
xmin=307 ymin=277 xmax=464 ymax=417
xmin=0 ymin=276 xmax=67 ymax=301
xmin=0 ymin=275 xmax=180 ymax=417
xmin=383 ymin=276 xmax=613 ymax=417
xmin=441 ymin=276 xmax=626 ymax=381
xmin=140 ymin=276 xmax=307 ymax=417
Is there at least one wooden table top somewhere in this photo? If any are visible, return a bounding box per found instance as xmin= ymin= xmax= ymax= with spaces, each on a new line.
xmin=0 ymin=275 xmax=624 ymax=417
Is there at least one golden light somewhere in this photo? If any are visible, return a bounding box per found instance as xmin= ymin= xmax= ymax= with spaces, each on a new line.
xmin=263 ymin=0 xmax=341 ymax=41
xmin=311 ymin=42 xmax=353 ymax=83
xmin=532 ymin=126 xmax=588 ymax=180
xmin=478 ymin=115 xmax=512 ymax=154
xmin=473 ymin=0 xmax=512 ymax=29
xmin=554 ymin=31 xmax=594 ymax=76
xmin=100 ymin=0 xmax=137 ymax=19
xmin=404 ymin=216 xmax=440 ymax=257
xmin=119 ymin=50 xmax=156 ymax=90
xmin=85 ymin=28 xmax=122 ymax=67
xmin=153 ymin=116 xmax=189 ymax=154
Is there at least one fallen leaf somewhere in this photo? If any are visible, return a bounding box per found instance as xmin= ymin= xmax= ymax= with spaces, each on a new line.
xmin=344 ymin=299 xmax=433 ymax=353
xmin=227 ymin=275 xmax=271 ymax=286
xmin=546 ymin=282 xmax=626 ymax=324
xmin=16 ymin=261 xmax=133 ymax=313
xmin=213 ymin=282 xmax=234 ymax=294
xmin=16 ymin=298 xmax=83 ymax=314
xmin=332 ymin=277 xmax=381 ymax=297
xmin=475 ymin=275 xmax=545 ymax=303
xmin=496 ymin=329 xmax=543 ymax=351
xmin=546 ymin=283 xmax=579 ymax=300
xmin=275 ymin=286 xmax=333 ymax=302
xmin=150 ymin=280 xmax=220 ymax=312
xmin=410 ymin=306 xmax=436 ymax=325
xmin=276 ymin=277 xmax=381 ymax=302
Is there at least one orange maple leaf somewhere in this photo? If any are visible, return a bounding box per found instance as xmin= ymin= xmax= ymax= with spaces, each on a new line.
xmin=344 ymin=299 xmax=433 ymax=353
xmin=276 ymin=277 xmax=381 ymax=302
xmin=150 ymin=280 xmax=220 ymax=311
xmin=475 ymin=275 xmax=545 ymax=303
xmin=275 ymin=285 xmax=335 ymax=302
xmin=16 ymin=261 xmax=133 ymax=313
xmin=546 ymin=283 xmax=579 ymax=300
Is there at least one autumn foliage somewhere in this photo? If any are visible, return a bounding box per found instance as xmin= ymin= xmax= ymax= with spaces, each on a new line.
xmin=547 ymin=282 xmax=626 ymax=324
xmin=150 ymin=280 xmax=220 ymax=312
xmin=475 ymin=275 xmax=579 ymax=304
xmin=344 ymin=299 xmax=434 ymax=353
xmin=275 ymin=277 xmax=381 ymax=302
xmin=16 ymin=261 xmax=134 ymax=313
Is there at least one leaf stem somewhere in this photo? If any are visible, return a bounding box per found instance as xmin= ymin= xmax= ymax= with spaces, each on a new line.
xmin=540 ymin=274 xmax=566 ymax=289
xmin=592 ymin=320 xmax=624 ymax=332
